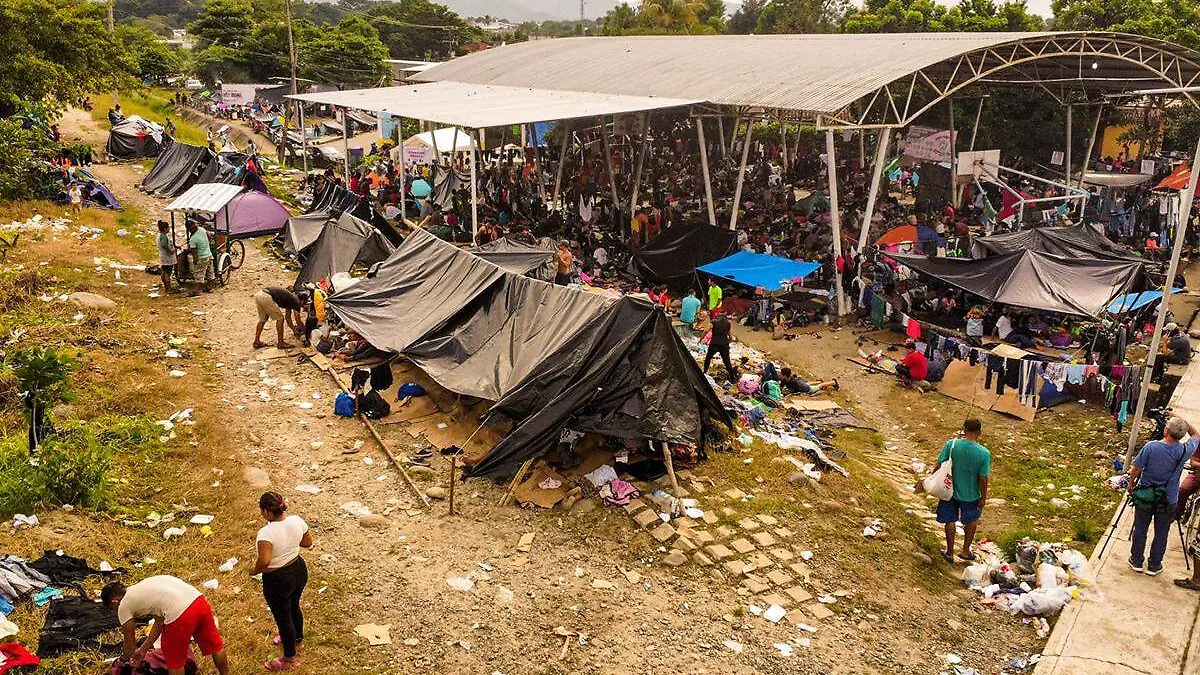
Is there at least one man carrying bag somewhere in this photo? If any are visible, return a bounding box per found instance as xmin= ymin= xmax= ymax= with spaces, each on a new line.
xmin=1127 ymin=415 xmax=1199 ymax=576
xmin=929 ymin=419 xmax=991 ymax=564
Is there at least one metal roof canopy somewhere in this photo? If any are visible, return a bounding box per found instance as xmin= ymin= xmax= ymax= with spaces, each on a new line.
xmin=286 ymin=80 xmax=701 ymax=128
xmin=165 ymin=183 xmax=244 ymax=214
xmin=415 ymin=32 xmax=1200 ymax=127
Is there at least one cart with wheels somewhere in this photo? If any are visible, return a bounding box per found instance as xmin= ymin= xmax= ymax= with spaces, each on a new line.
xmin=164 ymin=183 xmax=247 ymax=290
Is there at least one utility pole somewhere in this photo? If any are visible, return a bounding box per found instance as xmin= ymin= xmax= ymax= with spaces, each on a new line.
xmin=284 ymin=0 xmax=304 ymax=172
xmin=579 ymin=0 xmax=585 ymax=35
xmin=108 ymin=0 xmax=118 ymax=106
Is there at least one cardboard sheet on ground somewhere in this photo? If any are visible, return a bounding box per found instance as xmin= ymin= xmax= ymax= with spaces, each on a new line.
xmin=257 ymin=347 xmax=299 ymax=360
xmin=784 ymin=399 xmax=840 ymax=412
xmin=333 ymin=354 xmax=391 ymax=372
xmin=513 ymin=465 xmax=568 ymax=508
xmin=937 ymin=360 xmax=1000 ymax=409
xmin=991 ymin=390 xmax=1037 ymax=421
xmin=309 ymin=352 xmax=333 ymax=372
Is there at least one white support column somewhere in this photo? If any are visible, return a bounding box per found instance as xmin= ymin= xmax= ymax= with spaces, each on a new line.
xmin=968 ymin=97 xmax=984 ymax=152
xmin=341 ymin=107 xmax=350 ymax=178
xmin=1080 ymin=104 xmax=1104 ymax=189
xmin=601 ymin=116 xmax=620 ymax=219
xmin=825 ymin=129 xmax=846 ymax=317
xmin=470 ymin=129 xmax=479 ymax=244
xmin=857 ymin=127 xmax=892 ymax=252
xmin=630 ymin=113 xmax=649 ymax=211
xmin=858 ymin=129 xmax=866 ymax=170
xmin=779 ymin=119 xmax=788 ymax=179
xmin=1065 ymin=105 xmax=1073 ymax=186
xmin=552 ymin=123 xmax=570 ymax=212
xmin=298 ymin=104 xmax=309 ymax=176
xmin=729 ymin=119 xmax=754 ymax=230
xmin=397 ymin=114 xmax=407 ymax=224
xmin=947 ymin=98 xmax=957 ymax=207
xmin=717 ymin=116 xmax=727 ymax=157
xmin=1124 ymin=132 xmax=1200 ymax=466
xmin=728 ymin=116 xmax=741 ymax=154
xmin=697 ymin=118 xmax=717 ymax=227
xmin=450 ymin=127 xmax=461 ymax=172
xmin=532 ymin=123 xmax=547 ymax=201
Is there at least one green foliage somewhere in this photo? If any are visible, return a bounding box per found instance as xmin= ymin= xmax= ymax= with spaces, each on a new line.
xmin=5 ymin=346 xmax=77 ymax=411
xmin=0 ymin=119 xmax=57 ymax=200
xmin=0 ymin=415 xmax=163 ymax=516
xmin=188 ymin=0 xmax=254 ymax=48
xmin=367 ymin=0 xmax=482 ymax=60
xmin=728 ymin=0 xmax=768 ymax=33
xmin=842 ymin=0 xmax=1043 ymax=32
xmin=301 ymin=17 xmax=391 ymax=87
xmin=118 ymin=25 xmax=184 ymax=80
xmin=0 ymin=0 xmax=136 ymax=116
xmin=757 ymin=0 xmax=849 ymax=33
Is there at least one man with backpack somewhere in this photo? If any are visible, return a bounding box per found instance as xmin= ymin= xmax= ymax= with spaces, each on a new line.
xmin=1128 ymin=415 xmax=1199 ymax=576
xmin=933 ymin=419 xmax=991 ymax=563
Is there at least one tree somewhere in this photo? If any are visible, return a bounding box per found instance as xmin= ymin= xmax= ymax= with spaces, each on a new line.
xmin=697 ymin=0 xmax=728 ymax=31
xmin=602 ymin=2 xmax=639 ymax=34
xmin=728 ymin=0 xmax=767 ymax=32
xmin=841 ymin=0 xmax=1042 ymax=32
xmin=641 ymin=0 xmax=705 ymax=31
xmin=188 ymin=0 xmax=254 ymax=48
xmin=366 ymin=0 xmax=480 ymax=60
xmin=118 ymin=25 xmax=183 ymax=80
xmin=1051 ymin=0 xmax=1200 ymax=50
xmin=0 ymin=0 xmax=136 ymax=117
xmin=300 ymin=17 xmax=390 ymax=87
xmin=757 ymin=0 xmax=849 ymax=33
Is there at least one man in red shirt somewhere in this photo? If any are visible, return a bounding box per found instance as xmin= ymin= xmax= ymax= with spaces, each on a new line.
xmin=896 ymin=341 xmax=928 ymax=384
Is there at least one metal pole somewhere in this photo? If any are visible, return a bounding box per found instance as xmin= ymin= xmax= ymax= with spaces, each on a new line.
xmin=779 ymin=119 xmax=788 ymax=179
xmin=470 ymin=129 xmax=479 ymax=244
xmin=729 ymin=116 xmax=741 ymax=154
xmin=553 ymin=123 xmax=570 ymax=212
xmin=298 ymin=104 xmax=309 ymax=177
xmin=729 ymin=119 xmax=754 ymax=230
xmin=397 ymin=114 xmax=406 ymax=224
xmin=825 ymin=129 xmax=846 ymax=317
xmin=1124 ymin=132 xmax=1200 ymax=466
xmin=1065 ymin=104 xmax=1073 ymax=186
xmin=948 ymin=98 xmax=957 ymax=208
xmin=717 ymin=117 xmax=727 ymax=157
xmin=450 ymin=127 xmax=460 ymax=172
xmin=341 ymin=108 xmax=350 ymax=178
xmin=600 ymin=116 xmax=620 ymax=214
xmin=697 ymin=118 xmax=717 ymax=227
xmin=1079 ymin=104 xmax=1104 ymax=189
xmin=630 ymin=113 xmax=649 ymax=211
xmin=858 ymin=129 xmax=866 ymax=170
xmin=857 ymin=127 xmax=892 ymax=252
xmin=533 ymin=123 xmax=547 ymax=201
xmin=968 ymin=97 xmax=984 ymax=152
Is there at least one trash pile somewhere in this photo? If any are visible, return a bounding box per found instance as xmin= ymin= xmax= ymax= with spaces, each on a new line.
xmin=963 ymin=538 xmax=1099 ymax=620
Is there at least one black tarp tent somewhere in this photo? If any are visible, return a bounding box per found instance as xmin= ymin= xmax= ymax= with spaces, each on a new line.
xmin=309 ymin=179 xmax=359 ymax=214
xmin=196 ymin=152 xmax=247 ymax=185
xmin=105 ymin=116 xmax=164 ymax=159
xmin=325 ymin=228 xmax=730 ymax=478
xmin=141 ymin=143 xmax=213 ymax=198
xmin=973 ymin=224 xmax=1138 ymax=261
xmin=632 ymin=221 xmax=739 ymax=289
xmin=884 ymin=250 xmax=1144 ymax=317
xmin=469 ymin=236 xmax=557 ymax=278
xmin=292 ymin=212 xmax=395 ymax=291
xmin=429 ymin=167 xmax=468 ymax=210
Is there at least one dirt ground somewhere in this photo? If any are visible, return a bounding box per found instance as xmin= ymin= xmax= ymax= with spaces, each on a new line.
xmin=4 ymin=107 xmax=1181 ymax=675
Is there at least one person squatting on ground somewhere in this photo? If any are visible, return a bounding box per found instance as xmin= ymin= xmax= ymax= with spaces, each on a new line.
xmin=253 ymin=287 xmax=305 ymax=350
xmin=1127 ymin=415 xmax=1199 ymax=576
xmin=895 ymin=340 xmax=928 ymax=386
xmin=102 ymin=575 xmax=229 ymax=675
xmin=251 ymin=491 xmax=313 ymax=671
xmin=934 ymin=418 xmax=991 ymax=563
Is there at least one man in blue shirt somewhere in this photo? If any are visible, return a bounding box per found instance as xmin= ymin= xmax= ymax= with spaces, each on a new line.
xmin=679 ymin=290 xmax=701 ymax=328
xmin=933 ymin=418 xmax=991 ymax=563
xmin=1129 ymin=415 xmax=1199 ymax=576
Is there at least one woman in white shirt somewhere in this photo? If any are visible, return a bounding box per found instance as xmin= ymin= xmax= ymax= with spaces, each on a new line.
xmin=251 ymin=492 xmax=313 ymax=671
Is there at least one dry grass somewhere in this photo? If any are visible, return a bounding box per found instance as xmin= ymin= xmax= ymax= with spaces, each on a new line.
xmin=0 ymin=202 xmax=373 ymax=674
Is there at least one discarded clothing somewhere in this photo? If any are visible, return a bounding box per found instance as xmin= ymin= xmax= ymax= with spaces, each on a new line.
xmin=29 ymin=550 xmax=114 ymax=584
xmin=793 ymin=408 xmax=875 ymax=431
xmin=33 ymin=587 xmax=62 ymax=606
xmin=584 ymin=464 xmax=618 ymax=488
xmin=0 ymin=643 xmax=40 ymax=673
xmin=599 ymin=479 xmax=640 ymax=507
xmin=0 ymin=557 xmax=50 ymax=602
xmin=37 ymin=593 xmax=127 ymax=658
xmin=112 ymin=648 xmax=199 ymax=675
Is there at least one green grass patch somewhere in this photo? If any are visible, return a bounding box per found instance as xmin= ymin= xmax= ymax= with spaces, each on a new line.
xmin=91 ymin=89 xmax=208 ymax=146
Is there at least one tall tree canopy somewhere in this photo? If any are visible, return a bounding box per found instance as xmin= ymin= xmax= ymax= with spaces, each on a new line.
xmin=842 ymin=0 xmax=1043 ymax=32
xmin=366 ymin=0 xmax=481 ymax=60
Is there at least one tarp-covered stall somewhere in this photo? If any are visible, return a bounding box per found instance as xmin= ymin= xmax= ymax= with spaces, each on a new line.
xmin=326 ymin=228 xmax=730 ymax=478
xmin=698 ymin=251 xmax=821 ymax=293
xmin=292 ymin=212 xmax=395 ymax=291
xmin=281 ymin=212 xmax=331 ymax=257
xmin=106 ymin=116 xmax=164 ymax=159
xmin=884 ymin=250 xmax=1144 ymax=317
xmin=973 ymin=224 xmax=1137 ymax=261
xmin=141 ymin=143 xmax=213 ymax=198
xmin=469 ymin=236 xmax=557 ymax=278
xmin=632 ymin=222 xmax=738 ymax=289
xmin=214 ymin=191 xmax=291 ymax=239
xmin=1107 ymin=287 xmax=1186 ymax=314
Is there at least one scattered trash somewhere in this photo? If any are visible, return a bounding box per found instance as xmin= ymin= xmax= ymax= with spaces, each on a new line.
xmin=354 ymin=624 xmax=392 ymax=646
xmin=340 ymin=501 xmax=370 ymax=516
xmin=773 ymin=643 xmax=794 ymax=657
xmin=446 ymin=577 xmax=475 ymax=592
xmin=169 ymin=370 xmax=187 ymax=378
xmin=201 ymin=579 xmax=218 ymax=590
xmin=162 ymin=527 xmax=186 ymax=540
xmin=494 ymin=586 xmax=515 ymax=605
xmin=294 ymin=484 xmax=322 ymax=494
xmin=11 ymin=514 xmax=38 ymax=529
xmin=800 ymin=550 xmax=814 ymax=561
xmin=98 ymin=561 xmax=114 ymax=572
xmin=516 ymin=532 xmax=535 ymax=552
xmin=590 ymin=579 xmax=616 ymax=590
xmin=722 ymin=639 xmax=743 ymax=654
xmin=763 ymin=605 xmax=787 ymax=623
xmin=189 ymin=514 xmax=215 ymax=525
xmin=218 ymin=558 xmax=238 ymax=573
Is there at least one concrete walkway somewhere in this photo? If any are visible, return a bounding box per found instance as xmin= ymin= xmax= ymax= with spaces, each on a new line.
xmin=1035 ymin=360 xmax=1200 ymax=675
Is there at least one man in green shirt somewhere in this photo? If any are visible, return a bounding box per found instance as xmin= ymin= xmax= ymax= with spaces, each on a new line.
xmin=184 ymin=219 xmax=214 ymax=297
xmin=706 ymin=278 xmax=723 ymax=311
xmin=933 ymin=418 xmax=991 ymax=563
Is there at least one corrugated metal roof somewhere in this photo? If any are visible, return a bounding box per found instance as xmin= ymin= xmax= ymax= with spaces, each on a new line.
xmin=415 ymin=32 xmax=1200 ymax=114
xmin=287 ymin=80 xmax=700 ymax=127
xmin=164 ymin=183 xmax=245 ymax=214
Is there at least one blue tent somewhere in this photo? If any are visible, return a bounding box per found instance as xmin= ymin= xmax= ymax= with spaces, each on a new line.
xmin=698 ymin=251 xmax=820 ymax=293
xmin=1106 ymin=288 xmax=1185 ymax=314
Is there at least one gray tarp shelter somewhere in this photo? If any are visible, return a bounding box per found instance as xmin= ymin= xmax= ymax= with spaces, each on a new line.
xmin=973 ymin=224 xmax=1141 ymax=261
xmin=292 ymin=212 xmax=395 ymax=291
xmin=325 ymin=228 xmax=730 ymax=479
xmin=884 ymin=249 xmax=1145 ymax=317
xmin=469 ymin=236 xmax=558 ymax=279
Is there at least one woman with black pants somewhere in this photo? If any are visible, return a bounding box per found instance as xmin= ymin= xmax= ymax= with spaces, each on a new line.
xmin=251 ymin=492 xmax=313 ymax=671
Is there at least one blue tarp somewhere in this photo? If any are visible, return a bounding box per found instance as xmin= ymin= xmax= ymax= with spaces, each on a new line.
xmin=1107 ymin=288 xmax=1185 ymax=314
xmin=698 ymin=251 xmax=820 ymax=292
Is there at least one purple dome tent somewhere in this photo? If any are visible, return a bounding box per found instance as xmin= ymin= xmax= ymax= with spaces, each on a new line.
xmin=214 ymin=191 xmax=291 ymax=239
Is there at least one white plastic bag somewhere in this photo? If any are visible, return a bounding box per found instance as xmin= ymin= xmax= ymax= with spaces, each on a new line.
xmin=923 ymin=457 xmax=954 ymax=501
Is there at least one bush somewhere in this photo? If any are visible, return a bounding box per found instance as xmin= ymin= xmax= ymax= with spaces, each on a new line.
xmin=0 ymin=118 xmax=57 ymax=201
xmin=0 ymin=415 xmax=162 ymax=516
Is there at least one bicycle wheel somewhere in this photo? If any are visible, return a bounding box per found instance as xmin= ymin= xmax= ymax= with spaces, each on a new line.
xmin=216 ymin=253 xmax=232 ymax=286
xmin=229 ymin=239 xmax=246 ymax=269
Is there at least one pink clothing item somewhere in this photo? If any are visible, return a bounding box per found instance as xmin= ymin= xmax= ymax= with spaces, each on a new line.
xmin=906 ymin=319 xmax=922 ymax=340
